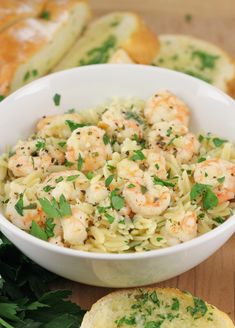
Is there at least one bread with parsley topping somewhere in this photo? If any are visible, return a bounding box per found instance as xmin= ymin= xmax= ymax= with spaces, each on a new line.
xmin=81 ymin=288 xmax=234 ymax=328
xmin=53 ymin=12 xmax=159 ymax=71
xmin=153 ymin=34 xmax=235 ymax=97
xmin=0 ymin=0 xmax=91 ymax=96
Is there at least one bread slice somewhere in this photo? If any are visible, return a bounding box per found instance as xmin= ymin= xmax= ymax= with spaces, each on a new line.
xmin=0 ymin=0 xmax=46 ymax=32
xmin=81 ymin=288 xmax=234 ymax=328
xmin=152 ymin=34 xmax=235 ymax=97
xmin=53 ymin=12 xmax=159 ymax=71
xmin=0 ymin=0 xmax=91 ymax=96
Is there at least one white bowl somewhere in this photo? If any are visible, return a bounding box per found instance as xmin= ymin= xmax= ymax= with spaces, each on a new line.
xmin=0 ymin=65 xmax=235 ymax=288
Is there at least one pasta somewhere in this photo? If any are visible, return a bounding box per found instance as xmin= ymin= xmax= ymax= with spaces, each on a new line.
xmin=0 ymin=90 xmax=234 ymax=253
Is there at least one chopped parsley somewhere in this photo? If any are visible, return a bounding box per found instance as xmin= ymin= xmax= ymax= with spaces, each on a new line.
xmin=86 ymin=172 xmax=94 ymax=180
xmin=110 ymin=190 xmax=125 ymax=210
xmin=104 ymin=213 xmax=115 ymax=224
xmin=44 ymin=218 xmax=56 ymax=238
xmin=127 ymin=183 xmax=135 ymax=188
xmin=192 ymin=50 xmax=220 ymax=69
xmin=65 ymin=120 xmax=87 ymax=132
xmin=65 ymin=108 xmax=76 ymax=114
xmin=187 ymin=296 xmax=208 ymax=318
xmin=35 ymin=140 xmax=46 ymax=151
xmin=58 ymin=141 xmax=66 ymax=148
xmin=77 ymin=154 xmax=83 ymax=170
xmin=171 ymin=298 xmax=180 ymax=311
xmin=30 ymin=221 xmax=47 ymax=241
xmin=212 ymin=137 xmax=227 ymax=147
xmin=32 ymin=69 xmax=38 ymax=76
xmin=23 ymin=71 xmax=30 ymax=81
xmin=105 ymin=174 xmax=114 ymax=187
xmin=0 ymin=95 xmax=5 ymax=102
xmin=66 ymin=174 xmax=80 ymax=181
xmin=125 ymin=111 xmax=144 ymax=124
xmin=103 ymin=133 xmax=110 ymax=145
xmin=65 ymin=159 xmax=74 ymax=167
xmin=116 ymin=315 xmax=136 ymax=326
xmin=39 ymin=194 xmax=72 ymax=219
xmin=39 ymin=10 xmax=50 ymax=20
xmin=15 ymin=194 xmax=37 ymax=216
xmin=53 ymin=93 xmax=61 ymax=106
xmin=213 ymin=216 xmax=225 ymax=224
xmin=190 ymin=183 xmax=218 ymax=210
xmin=198 ymin=157 xmax=206 ymax=163
xmin=217 ymin=176 xmax=225 ymax=184
xmin=150 ymin=291 xmax=160 ymax=307
xmin=130 ymin=149 xmax=146 ymax=161
xmin=43 ymin=185 xmax=55 ymax=192
xmin=153 ymin=176 xmax=175 ymax=187
xmin=55 ymin=176 xmax=63 ymax=183
xmin=141 ymin=185 xmax=148 ymax=194
xmin=107 ymin=164 xmax=116 ymax=171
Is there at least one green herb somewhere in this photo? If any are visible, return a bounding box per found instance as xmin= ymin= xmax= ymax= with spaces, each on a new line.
xmin=58 ymin=141 xmax=66 ymax=148
xmin=45 ymin=218 xmax=56 ymax=238
xmin=130 ymin=149 xmax=146 ymax=161
xmin=110 ymin=20 xmax=120 ymax=27
xmin=217 ymin=176 xmax=225 ymax=184
xmin=198 ymin=157 xmax=206 ymax=163
xmin=79 ymin=35 xmax=117 ymax=65
xmin=125 ymin=111 xmax=144 ymax=124
xmin=141 ymin=185 xmax=148 ymax=194
xmin=0 ymin=233 xmax=86 ymax=327
xmin=107 ymin=164 xmax=116 ymax=171
xmin=116 ymin=315 xmax=136 ymax=326
xmin=166 ymin=127 xmax=172 ymax=136
xmin=103 ymin=133 xmax=110 ymax=145
xmin=97 ymin=206 xmax=107 ymax=213
xmin=110 ymin=190 xmax=125 ymax=210
xmin=39 ymin=194 xmax=72 ymax=219
xmin=104 ymin=213 xmax=115 ymax=224
xmin=212 ymin=137 xmax=227 ymax=147
xmin=14 ymin=194 xmax=24 ymax=216
xmin=171 ymin=298 xmax=180 ymax=311
xmin=65 ymin=160 xmax=74 ymax=167
xmin=30 ymin=221 xmax=47 ymax=241
xmin=150 ymin=291 xmax=160 ymax=307
xmin=65 ymin=120 xmax=87 ymax=132
xmin=145 ymin=321 xmax=163 ymax=328
xmin=21 ymin=203 xmax=37 ymax=210
xmin=213 ymin=216 xmax=225 ymax=224
xmin=156 ymin=237 xmax=163 ymax=242
xmin=192 ymin=50 xmax=219 ymax=69
xmin=53 ymin=93 xmax=61 ymax=106
xmin=66 ymin=108 xmax=76 ymax=114
xmin=77 ymin=154 xmax=83 ymax=171
xmin=32 ymin=69 xmax=38 ymax=76
xmin=105 ymin=175 xmax=114 ymax=187
xmin=55 ymin=176 xmax=63 ymax=183
xmin=0 ymin=95 xmax=5 ymax=102
xmin=183 ymin=70 xmax=212 ymax=83
xmin=185 ymin=14 xmax=192 ymax=22
xmin=153 ymin=176 xmax=175 ymax=187
xmin=40 ymin=10 xmax=50 ymax=20
xmin=155 ymin=164 xmax=160 ymax=170
xmin=67 ymin=174 xmax=80 ymax=182
xmin=86 ymin=172 xmax=94 ymax=180
xmin=23 ymin=71 xmax=30 ymax=81
xmin=190 ymin=183 xmax=218 ymax=210
xmin=187 ymin=296 xmax=208 ymax=318
xmin=127 ymin=183 xmax=135 ymax=188
xmin=198 ymin=134 xmax=204 ymax=142
xmin=36 ymin=140 xmax=46 ymax=151
xmin=43 ymin=185 xmax=55 ymax=192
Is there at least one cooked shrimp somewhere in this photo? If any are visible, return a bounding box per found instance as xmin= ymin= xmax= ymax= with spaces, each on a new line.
xmin=37 ymin=170 xmax=89 ymax=202
xmin=148 ymin=120 xmax=188 ymax=148
xmin=37 ymin=113 xmax=82 ymax=138
xmin=99 ymin=108 xmax=143 ymax=142
xmin=143 ymin=150 xmax=167 ymax=179
xmin=117 ymin=159 xmax=143 ymax=181
xmin=123 ymin=174 xmax=171 ymax=216
xmin=66 ymin=126 xmax=112 ymax=171
xmin=175 ymin=133 xmax=200 ymax=163
xmin=5 ymin=195 xmax=42 ymax=230
xmin=194 ymin=159 xmax=235 ymax=203
xmin=144 ymin=90 xmax=190 ymax=126
xmin=85 ymin=177 xmax=109 ymax=204
xmin=61 ymin=205 xmax=88 ymax=245
xmin=163 ymin=211 xmax=197 ymax=245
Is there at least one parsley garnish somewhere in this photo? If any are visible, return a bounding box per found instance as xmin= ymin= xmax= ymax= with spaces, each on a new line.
xmin=15 ymin=194 xmax=37 ymax=216
xmin=153 ymin=176 xmax=175 ymax=187
xmin=130 ymin=149 xmax=146 ymax=161
xmin=212 ymin=137 xmax=227 ymax=147
xmin=171 ymin=298 xmax=180 ymax=311
xmin=53 ymin=93 xmax=61 ymax=106
xmin=58 ymin=141 xmax=66 ymax=148
xmin=190 ymin=183 xmax=218 ymax=210
xmin=217 ymin=176 xmax=225 ymax=184
xmin=127 ymin=183 xmax=135 ymax=188
xmin=110 ymin=190 xmax=125 ymax=210
xmin=105 ymin=175 xmax=114 ymax=187
xmin=66 ymin=174 xmax=80 ymax=182
xmin=198 ymin=157 xmax=206 ymax=163
xmin=65 ymin=160 xmax=74 ymax=167
xmin=192 ymin=50 xmax=219 ymax=69
xmin=140 ymin=185 xmax=147 ymax=194
xmin=103 ymin=133 xmax=110 ymax=145
xmin=77 ymin=154 xmax=83 ymax=171
xmin=86 ymin=172 xmax=94 ymax=180
xmin=125 ymin=111 xmax=144 ymax=124
xmin=0 ymin=95 xmax=5 ymax=102
xmin=187 ymin=296 xmax=208 ymax=318
xmin=213 ymin=216 xmax=225 ymax=224
xmin=44 ymin=218 xmax=56 ymax=238
xmin=35 ymin=140 xmax=46 ymax=151
xmin=65 ymin=120 xmax=87 ymax=132
xmin=55 ymin=176 xmax=63 ymax=183
xmin=30 ymin=221 xmax=47 ymax=241
xmin=104 ymin=213 xmax=115 ymax=224
xmin=39 ymin=195 xmax=72 ymax=219
xmin=107 ymin=164 xmax=116 ymax=171
xmin=23 ymin=71 xmax=30 ymax=81
xmin=116 ymin=315 xmax=136 ymax=326
xmin=149 ymin=291 xmax=160 ymax=307
xmin=43 ymin=185 xmax=55 ymax=192
xmin=40 ymin=10 xmax=50 ymax=20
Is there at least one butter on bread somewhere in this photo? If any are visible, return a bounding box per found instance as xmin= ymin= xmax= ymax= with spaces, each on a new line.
xmin=53 ymin=12 xmax=159 ymax=71
xmin=81 ymin=288 xmax=234 ymax=328
xmin=0 ymin=0 xmax=46 ymax=32
xmin=153 ymin=34 xmax=235 ymax=97
xmin=0 ymin=0 xmax=91 ymax=96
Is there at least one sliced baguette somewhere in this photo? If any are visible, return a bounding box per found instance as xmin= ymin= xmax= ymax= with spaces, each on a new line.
xmin=0 ymin=0 xmax=46 ymax=32
xmin=53 ymin=12 xmax=159 ymax=71
xmin=0 ymin=0 xmax=91 ymax=96
xmin=153 ymin=34 xmax=235 ymax=97
xmin=81 ymin=288 xmax=234 ymax=328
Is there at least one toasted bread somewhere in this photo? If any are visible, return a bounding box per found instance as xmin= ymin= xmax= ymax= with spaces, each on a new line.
xmin=53 ymin=12 xmax=159 ymax=71
xmin=153 ymin=34 xmax=235 ymax=97
xmin=81 ymin=288 xmax=234 ymax=328
xmin=0 ymin=0 xmax=46 ymax=32
xmin=0 ymin=0 xmax=91 ymax=96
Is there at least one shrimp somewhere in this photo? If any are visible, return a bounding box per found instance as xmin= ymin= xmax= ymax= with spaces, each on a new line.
xmin=163 ymin=211 xmax=198 ymax=245
xmin=144 ymin=90 xmax=190 ymax=126
xmin=148 ymin=120 xmax=188 ymax=148
xmin=85 ymin=177 xmax=109 ymax=204
xmin=61 ymin=205 xmax=88 ymax=245
xmin=143 ymin=150 xmax=167 ymax=179
xmin=194 ymin=159 xmax=235 ymax=203
xmin=123 ymin=173 xmax=171 ymax=216
xmin=66 ymin=126 xmax=112 ymax=171
xmin=117 ymin=159 xmax=143 ymax=181
xmin=5 ymin=194 xmax=43 ymax=230
xmin=37 ymin=170 xmax=89 ymax=202
xmin=37 ymin=113 xmax=82 ymax=138
xmin=99 ymin=108 xmax=143 ymax=142
xmin=175 ymin=133 xmax=200 ymax=163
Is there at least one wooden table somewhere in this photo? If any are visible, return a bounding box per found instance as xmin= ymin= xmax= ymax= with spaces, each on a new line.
xmin=59 ymin=0 xmax=235 ymax=322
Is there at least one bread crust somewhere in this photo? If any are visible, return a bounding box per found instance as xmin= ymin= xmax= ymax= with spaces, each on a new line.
xmin=122 ymin=14 xmax=160 ymax=64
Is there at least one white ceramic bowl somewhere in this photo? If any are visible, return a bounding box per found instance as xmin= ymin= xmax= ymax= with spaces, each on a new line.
xmin=0 ymin=65 xmax=235 ymax=288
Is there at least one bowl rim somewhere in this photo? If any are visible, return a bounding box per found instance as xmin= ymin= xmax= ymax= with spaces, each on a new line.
xmin=0 ymin=64 xmax=235 ymax=261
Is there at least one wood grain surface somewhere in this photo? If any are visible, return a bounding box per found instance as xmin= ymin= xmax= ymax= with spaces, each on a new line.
xmin=57 ymin=0 xmax=235 ymax=322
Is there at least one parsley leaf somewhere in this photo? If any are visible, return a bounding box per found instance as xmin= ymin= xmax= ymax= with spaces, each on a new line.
xmin=43 ymin=185 xmax=55 ymax=192
xmin=212 ymin=137 xmax=227 ymax=147
xmin=190 ymin=183 xmax=218 ymax=210
xmin=66 ymin=174 xmax=80 ymax=182
xmin=30 ymin=221 xmax=47 ymax=241
xmin=104 ymin=213 xmax=115 ymax=224
xmin=192 ymin=50 xmax=219 ymax=69
xmin=53 ymin=93 xmax=61 ymax=106
xmin=130 ymin=150 xmax=146 ymax=161
xmin=187 ymin=296 xmax=208 ymax=318
xmin=45 ymin=218 xmax=56 ymax=238
xmin=171 ymin=297 xmax=180 ymax=311
xmin=0 ymin=95 xmax=5 ymax=102
xmin=103 ymin=133 xmax=110 ymax=145
xmin=36 ymin=140 xmax=45 ymax=151
xmin=110 ymin=190 xmax=125 ymax=210
xmin=86 ymin=172 xmax=94 ymax=180
xmin=125 ymin=111 xmax=144 ymax=124
xmin=39 ymin=195 xmax=72 ymax=219
xmin=105 ymin=175 xmax=114 ymax=187
xmin=153 ymin=176 xmax=175 ymax=187
xmin=77 ymin=154 xmax=83 ymax=171
xmin=40 ymin=10 xmax=50 ymax=20
xmin=65 ymin=120 xmax=87 ymax=132
xmin=14 ymin=194 xmax=24 ymax=216
xmin=217 ymin=176 xmax=225 ymax=184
